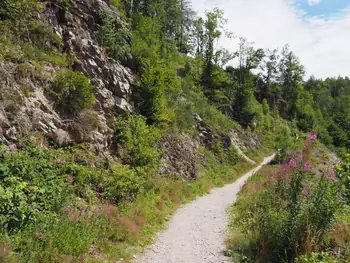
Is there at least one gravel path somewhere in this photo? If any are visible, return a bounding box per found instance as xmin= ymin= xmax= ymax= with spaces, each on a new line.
xmin=133 ymin=154 xmax=276 ymax=263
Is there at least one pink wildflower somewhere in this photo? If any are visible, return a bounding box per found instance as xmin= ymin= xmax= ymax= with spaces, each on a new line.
xmin=66 ymin=176 xmax=73 ymax=184
xmin=106 ymin=209 xmax=111 ymax=215
xmin=304 ymin=160 xmax=311 ymax=172
xmin=302 ymin=188 xmax=309 ymax=197
xmin=85 ymin=210 xmax=89 ymax=217
xmin=288 ymin=158 xmax=297 ymax=168
xmin=80 ymin=204 xmax=86 ymax=211
xmin=307 ymin=131 xmax=317 ymax=141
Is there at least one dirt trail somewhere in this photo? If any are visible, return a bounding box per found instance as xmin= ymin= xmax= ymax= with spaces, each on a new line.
xmin=133 ymin=154 xmax=276 ymax=263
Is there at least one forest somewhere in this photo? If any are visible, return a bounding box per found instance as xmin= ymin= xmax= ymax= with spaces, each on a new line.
xmin=0 ymin=0 xmax=349 ymax=262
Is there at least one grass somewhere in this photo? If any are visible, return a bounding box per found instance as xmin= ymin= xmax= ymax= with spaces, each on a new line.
xmin=226 ymin=139 xmax=349 ymax=263
xmin=0 ymin=140 xmax=270 ymax=263
xmin=89 ymin=158 xmax=255 ymax=262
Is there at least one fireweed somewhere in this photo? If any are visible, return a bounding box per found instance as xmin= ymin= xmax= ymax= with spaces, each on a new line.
xmin=229 ymin=132 xmax=344 ymax=263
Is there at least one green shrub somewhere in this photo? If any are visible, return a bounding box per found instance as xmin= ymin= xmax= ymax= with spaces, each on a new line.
xmin=52 ymin=70 xmax=95 ymax=114
xmin=139 ymin=60 xmax=180 ymax=127
xmin=336 ymin=153 xmax=350 ymax=204
xmin=1 ymin=88 xmax=24 ymax=113
xmin=115 ymin=115 xmax=162 ymax=172
xmin=0 ymin=146 xmax=75 ymax=231
xmin=212 ymin=140 xmax=240 ymax=166
xmin=73 ymin=110 xmax=102 ymax=141
xmin=102 ymin=163 xmax=142 ymax=202
xmin=96 ymin=11 xmax=130 ymax=63
xmin=0 ymin=0 xmax=61 ymax=50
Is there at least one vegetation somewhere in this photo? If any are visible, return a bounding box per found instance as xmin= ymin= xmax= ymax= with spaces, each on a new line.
xmin=52 ymin=70 xmax=95 ymax=114
xmin=0 ymin=0 xmax=349 ymax=262
xmin=227 ymin=133 xmax=350 ymax=263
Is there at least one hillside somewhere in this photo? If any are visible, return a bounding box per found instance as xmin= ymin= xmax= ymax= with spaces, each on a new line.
xmin=0 ymin=0 xmax=349 ymax=262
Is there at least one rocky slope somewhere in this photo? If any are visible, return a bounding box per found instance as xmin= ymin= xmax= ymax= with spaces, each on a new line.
xmin=0 ymin=0 xmax=133 ymax=152
xmin=0 ymin=0 xmax=261 ymax=180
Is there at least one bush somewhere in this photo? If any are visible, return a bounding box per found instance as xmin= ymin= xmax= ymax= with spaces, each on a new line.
xmin=115 ymin=115 xmax=162 ymax=172
xmin=139 ymin=60 xmax=180 ymax=127
xmin=72 ymin=110 xmax=102 ymax=141
xmin=52 ymin=70 xmax=95 ymax=114
xmin=0 ymin=0 xmax=61 ymax=51
xmin=96 ymin=11 xmax=131 ymax=63
xmin=336 ymin=153 xmax=350 ymax=204
xmin=228 ymin=133 xmax=345 ymax=263
xmin=0 ymin=146 xmax=74 ymax=231
xmin=102 ymin=163 xmax=142 ymax=202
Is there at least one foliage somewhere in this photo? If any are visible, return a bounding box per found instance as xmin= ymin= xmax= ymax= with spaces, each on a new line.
xmin=0 ymin=145 xmax=74 ymax=231
xmin=336 ymin=153 xmax=350 ymax=204
xmin=138 ymin=60 xmax=181 ymax=127
xmin=52 ymin=70 xmax=95 ymax=114
xmin=0 ymin=0 xmax=63 ymax=64
xmin=227 ymin=134 xmax=346 ymax=263
xmin=115 ymin=115 xmax=162 ymax=172
xmin=295 ymin=252 xmax=348 ymax=263
xmin=1 ymin=0 xmax=350 ymax=262
xmin=96 ymin=11 xmax=131 ymax=63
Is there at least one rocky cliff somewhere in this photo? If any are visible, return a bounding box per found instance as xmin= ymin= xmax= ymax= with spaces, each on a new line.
xmin=0 ymin=0 xmax=261 ymax=180
xmin=0 ymin=0 xmax=133 ymax=152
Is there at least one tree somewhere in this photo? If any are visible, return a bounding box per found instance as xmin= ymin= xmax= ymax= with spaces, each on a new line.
xmin=257 ymin=48 xmax=279 ymax=105
xmin=278 ymin=45 xmax=305 ymax=118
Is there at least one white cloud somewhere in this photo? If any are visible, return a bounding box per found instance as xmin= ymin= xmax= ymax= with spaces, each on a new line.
xmin=191 ymin=0 xmax=350 ymax=79
xmin=308 ymin=0 xmax=321 ymax=6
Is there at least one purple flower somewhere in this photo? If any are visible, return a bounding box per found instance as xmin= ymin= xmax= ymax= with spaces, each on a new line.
xmin=304 ymin=160 xmax=311 ymax=172
xmin=106 ymin=209 xmax=111 ymax=215
xmin=66 ymin=176 xmax=73 ymax=184
xmin=288 ymin=159 xmax=297 ymax=168
xmin=307 ymin=131 xmax=317 ymax=141
xmin=302 ymin=188 xmax=309 ymax=197
xmin=80 ymin=204 xmax=86 ymax=211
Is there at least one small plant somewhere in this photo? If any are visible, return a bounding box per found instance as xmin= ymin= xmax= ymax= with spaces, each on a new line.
xmin=52 ymin=70 xmax=95 ymax=114
xmin=1 ymin=87 xmax=24 ymax=113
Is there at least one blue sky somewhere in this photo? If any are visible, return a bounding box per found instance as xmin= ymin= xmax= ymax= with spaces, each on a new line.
xmin=294 ymin=0 xmax=349 ymax=18
xmin=191 ymin=0 xmax=350 ymax=78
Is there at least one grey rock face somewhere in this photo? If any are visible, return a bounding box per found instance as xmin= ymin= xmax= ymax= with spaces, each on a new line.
xmin=0 ymin=0 xmax=134 ymax=151
xmin=44 ymin=0 xmax=134 ymax=112
xmin=160 ymin=133 xmax=205 ymax=182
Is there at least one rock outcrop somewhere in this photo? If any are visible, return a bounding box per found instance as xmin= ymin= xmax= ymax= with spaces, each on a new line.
xmin=0 ymin=0 xmax=134 ymax=151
